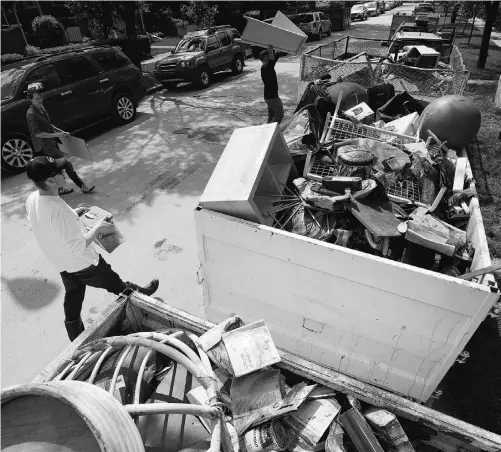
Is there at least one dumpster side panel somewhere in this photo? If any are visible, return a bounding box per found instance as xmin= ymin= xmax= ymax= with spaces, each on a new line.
xmin=194 ymin=207 xmax=498 ymax=402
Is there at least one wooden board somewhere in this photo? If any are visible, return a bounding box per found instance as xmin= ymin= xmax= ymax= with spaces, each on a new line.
xmin=453 ymin=157 xmax=468 ymax=193
xmin=194 ymin=207 xmax=499 ymax=401
xmin=346 ymin=196 xmax=402 ymax=237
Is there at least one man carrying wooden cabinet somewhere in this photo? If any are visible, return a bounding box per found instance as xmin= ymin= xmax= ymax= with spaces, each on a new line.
xmin=260 ymin=45 xmax=284 ymax=124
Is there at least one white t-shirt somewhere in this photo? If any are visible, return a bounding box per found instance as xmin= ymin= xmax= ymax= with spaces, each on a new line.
xmin=26 ymin=191 xmax=99 ymax=273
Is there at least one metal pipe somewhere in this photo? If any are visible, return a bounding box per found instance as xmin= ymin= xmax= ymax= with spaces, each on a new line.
xmin=66 ymin=351 xmax=93 ymax=381
xmin=109 ymin=345 xmax=133 ymax=398
xmin=133 ymin=332 xmax=180 ymax=409
xmin=130 ymin=331 xmax=203 ymax=368
xmin=88 ymin=346 xmax=116 ymax=384
xmin=54 ymin=360 xmax=76 ymax=381
xmin=79 ymin=336 xmax=216 ymax=397
xmin=125 ymin=402 xmax=218 ymax=418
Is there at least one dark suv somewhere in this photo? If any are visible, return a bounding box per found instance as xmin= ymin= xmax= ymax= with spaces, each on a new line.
xmin=154 ymin=25 xmax=250 ymax=89
xmin=1 ymin=45 xmax=145 ymax=174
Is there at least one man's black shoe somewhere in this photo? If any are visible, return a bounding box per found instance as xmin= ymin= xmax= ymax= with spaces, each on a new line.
xmin=127 ymin=279 xmax=159 ymax=296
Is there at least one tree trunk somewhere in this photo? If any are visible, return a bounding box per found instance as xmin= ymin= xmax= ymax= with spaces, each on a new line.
xmin=451 ymin=2 xmax=460 ymax=23
xmin=102 ymin=1 xmax=114 ymax=38
xmin=122 ymin=2 xmax=138 ymax=39
xmin=477 ymin=1 xmax=500 ymax=68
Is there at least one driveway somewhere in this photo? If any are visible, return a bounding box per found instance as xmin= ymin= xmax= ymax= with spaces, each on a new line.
xmin=1 ymin=6 xmax=410 ymax=387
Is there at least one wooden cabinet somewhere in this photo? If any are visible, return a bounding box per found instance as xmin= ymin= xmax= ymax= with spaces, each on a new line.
xmin=199 ymin=123 xmax=294 ymax=226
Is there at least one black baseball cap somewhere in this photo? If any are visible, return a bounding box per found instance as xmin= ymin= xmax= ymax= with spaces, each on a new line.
xmin=26 ymin=156 xmax=67 ymax=182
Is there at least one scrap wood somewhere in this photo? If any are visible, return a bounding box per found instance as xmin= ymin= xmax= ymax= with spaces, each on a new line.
xmin=231 ymin=370 xmax=316 ymax=436
xmin=448 ymin=187 xmax=477 ymax=207
xmin=339 ymin=407 xmax=385 ymax=452
xmin=325 ymin=422 xmax=347 ymax=452
xmin=364 ymin=407 xmax=415 ymax=452
xmin=458 ymin=263 xmax=501 ymax=281
xmin=284 ymin=398 xmax=342 ymax=449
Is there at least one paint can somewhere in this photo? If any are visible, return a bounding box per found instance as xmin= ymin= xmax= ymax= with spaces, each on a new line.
xmin=240 ymin=420 xmax=287 ymax=452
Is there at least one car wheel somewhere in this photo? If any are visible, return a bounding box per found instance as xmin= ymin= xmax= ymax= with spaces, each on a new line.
xmin=231 ymin=55 xmax=244 ymax=74
xmin=197 ymin=66 xmax=212 ymax=89
xmin=113 ymin=93 xmax=136 ymax=124
xmin=162 ymin=82 xmax=178 ymax=90
xmin=1 ymin=133 xmax=34 ymax=174
xmin=326 ymin=26 xmax=331 ymax=36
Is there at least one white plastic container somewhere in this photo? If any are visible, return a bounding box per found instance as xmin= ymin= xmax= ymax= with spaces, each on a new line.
xmin=241 ymin=13 xmax=307 ymax=55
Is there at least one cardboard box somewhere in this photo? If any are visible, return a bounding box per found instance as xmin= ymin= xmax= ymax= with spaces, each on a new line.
xmin=344 ymin=102 xmax=374 ymax=125
xmin=58 ymin=135 xmax=93 ymax=161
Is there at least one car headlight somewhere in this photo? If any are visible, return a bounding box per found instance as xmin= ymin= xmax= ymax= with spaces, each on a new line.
xmin=180 ymin=61 xmax=192 ymax=69
xmin=155 ymin=61 xmax=160 ymax=70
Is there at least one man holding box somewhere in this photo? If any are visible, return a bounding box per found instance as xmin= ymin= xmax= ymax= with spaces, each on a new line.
xmin=260 ymin=45 xmax=284 ymax=124
xmin=25 ymin=156 xmax=159 ymax=342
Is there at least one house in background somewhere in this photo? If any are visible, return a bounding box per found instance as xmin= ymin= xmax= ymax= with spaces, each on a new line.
xmin=1 ymin=1 xmax=81 ymax=55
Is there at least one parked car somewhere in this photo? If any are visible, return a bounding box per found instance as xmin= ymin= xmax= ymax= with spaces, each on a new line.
xmin=414 ymin=3 xmax=436 ymax=14
xmin=288 ymin=12 xmax=332 ymax=39
xmin=364 ymin=2 xmax=379 ymax=16
xmin=351 ymin=4 xmax=369 ymax=21
xmin=1 ymin=45 xmax=145 ymax=174
xmin=154 ymin=26 xmax=249 ymax=90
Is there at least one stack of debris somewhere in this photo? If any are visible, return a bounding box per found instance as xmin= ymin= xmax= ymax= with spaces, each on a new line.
xmin=186 ymin=317 xmax=419 ymax=452
xmin=277 ymin=85 xmax=489 ymax=279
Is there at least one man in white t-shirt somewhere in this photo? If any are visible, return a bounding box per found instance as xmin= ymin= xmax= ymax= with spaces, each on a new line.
xmin=26 ymin=156 xmax=159 ymax=341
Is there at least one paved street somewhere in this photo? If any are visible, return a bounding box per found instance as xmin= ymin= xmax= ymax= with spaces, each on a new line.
xmin=1 ymin=4 xmax=415 ymax=387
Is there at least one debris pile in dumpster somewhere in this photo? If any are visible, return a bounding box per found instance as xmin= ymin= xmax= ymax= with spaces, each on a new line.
xmin=68 ymin=316 xmax=426 ymax=451
xmin=270 ymin=82 xmax=491 ymax=280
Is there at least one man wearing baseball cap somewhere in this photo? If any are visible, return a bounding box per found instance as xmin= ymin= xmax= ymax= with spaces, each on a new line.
xmin=25 ymin=156 xmax=159 ymax=341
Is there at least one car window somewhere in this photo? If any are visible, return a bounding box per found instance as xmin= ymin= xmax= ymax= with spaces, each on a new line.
xmin=54 ymin=57 xmax=98 ymax=85
xmin=24 ymin=64 xmax=62 ymax=92
xmin=175 ymin=37 xmax=206 ymax=53
xmin=91 ymin=50 xmax=129 ymax=71
xmin=1 ymin=68 xmax=25 ymax=100
xmin=217 ymin=31 xmax=231 ymax=47
xmin=229 ymin=28 xmax=240 ymax=39
xmin=207 ymin=36 xmax=220 ymax=51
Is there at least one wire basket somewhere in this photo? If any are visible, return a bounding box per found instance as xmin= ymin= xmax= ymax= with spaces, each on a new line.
xmin=386 ymin=178 xmax=423 ymax=204
xmin=324 ymin=118 xmax=420 ymax=150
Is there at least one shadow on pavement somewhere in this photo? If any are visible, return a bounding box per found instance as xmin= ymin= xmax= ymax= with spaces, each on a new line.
xmin=2 ymin=276 xmax=61 ymax=310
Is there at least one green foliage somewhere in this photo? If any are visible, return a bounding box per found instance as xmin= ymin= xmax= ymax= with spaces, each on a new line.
xmin=32 ymin=15 xmax=66 ymax=48
xmin=179 ymin=1 xmax=219 ymax=28
xmin=64 ymin=1 xmax=111 ymax=40
xmin=24 ymin=42 xmax=90 ymax=57
xmin=1 ymin=53 xmax=25 ymax=65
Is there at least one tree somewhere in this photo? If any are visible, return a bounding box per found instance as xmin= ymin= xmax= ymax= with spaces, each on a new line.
xmin=477 ymin=1 xmax=500 ymax=68
xmin=32 ymin=15 xmax=66 ymax=48
xmin=65 ymin=1 xmax=141 ymax=39
xmin=179 ymin=1 xmax=218 ymax=28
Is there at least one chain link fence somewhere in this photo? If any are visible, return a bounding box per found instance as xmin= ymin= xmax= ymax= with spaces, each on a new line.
xmin=297 ymin=37 xmax=469 ymax=104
